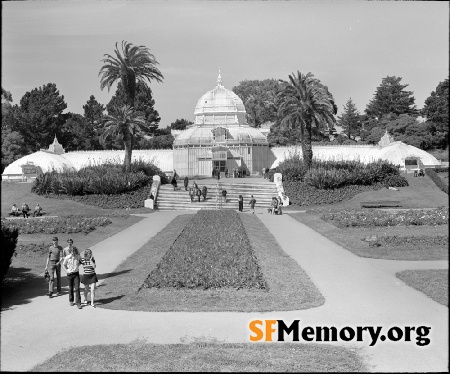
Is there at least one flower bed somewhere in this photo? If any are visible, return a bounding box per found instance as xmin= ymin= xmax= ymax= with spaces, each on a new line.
xmin=377 ymin=235 xmax=448 ymax=246
xmin=322 ymin=207 xmax=448 ymax=227
xmin=143 ymin=210 xmax=267 ymax=290
xmin=1 ymin=216 xmax=112 ymax=234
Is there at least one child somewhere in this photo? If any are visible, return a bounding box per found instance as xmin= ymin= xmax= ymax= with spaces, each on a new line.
xmin=80 ymin=249 xmax=98 ymax=308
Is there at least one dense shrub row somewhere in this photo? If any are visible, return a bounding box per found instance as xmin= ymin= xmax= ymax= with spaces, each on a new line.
xmin=268 ymin=155 xmax=401 ymax=190
xmin=425 ymin=168 xmax=448 ymax=194
xmin=284 ymin=181 xmax=383 ymax=206
xmin=384 ymin=175 xmax=409 ymax=187
xmin=435 ymin=167 xmax=449 ymax=173
xmin=378 ymin=235 xmax=448 ymax=246
xmin=32 ymin=160 xmax=167 ymax=196
xmin=46 ymin=186 xmax=152 ymax=209
xmin=1 ymin=225 xmax=18 ymax=283
xmin=143 ymin=210 xmax=267 ymax=290
xmin=1 ymin=216 xmax=112 ymax=234
xmin=323 ymin=207 xmax=448 ymax=227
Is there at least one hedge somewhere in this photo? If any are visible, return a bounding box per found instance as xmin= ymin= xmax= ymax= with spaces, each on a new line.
xmin=425 ymin=168 xmax=448 ymax=194
xmin=1 ymin=225 xmax=18 ymax=283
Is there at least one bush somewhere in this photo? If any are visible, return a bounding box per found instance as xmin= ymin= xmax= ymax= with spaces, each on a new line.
xmin=384 ymin=175 xmax=409 ymax=188
xmin=435 ymin=167 xmax=449 ymax=174
xmin=1 ymin=225 xmax=18 ymax=283
xmin=32 ymin=161 xmax=159 ymax=196
xmin=425 ymin=168 xmax=448 ymax=194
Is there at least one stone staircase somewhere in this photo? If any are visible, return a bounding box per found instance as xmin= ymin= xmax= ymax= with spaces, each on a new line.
xmin=155 ymin=181 xmax=278 ymax=211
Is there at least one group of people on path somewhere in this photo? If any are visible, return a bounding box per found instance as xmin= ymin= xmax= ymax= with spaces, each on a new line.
xmin=45 ymin=237 xmax=98 ymax=309
xmin=10 ymin=203 xmax=42 ymax=218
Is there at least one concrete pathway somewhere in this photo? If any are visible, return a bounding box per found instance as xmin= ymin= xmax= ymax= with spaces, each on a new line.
xmin=0 ymin=211 xmax=448 ymax=372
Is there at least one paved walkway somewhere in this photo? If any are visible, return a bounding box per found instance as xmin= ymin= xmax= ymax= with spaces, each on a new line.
xmin=0 ymin=210 xmax=448 ymax=372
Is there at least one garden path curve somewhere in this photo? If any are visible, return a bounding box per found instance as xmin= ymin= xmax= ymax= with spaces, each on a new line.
xmin=0 ymin=211 xmax=448 ymax=372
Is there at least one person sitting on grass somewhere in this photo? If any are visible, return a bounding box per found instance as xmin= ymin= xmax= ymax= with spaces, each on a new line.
xmin=9 ymin=204 xmax=20 ymax=217
xmin=33 ymin=203 xmax=43 ymax=217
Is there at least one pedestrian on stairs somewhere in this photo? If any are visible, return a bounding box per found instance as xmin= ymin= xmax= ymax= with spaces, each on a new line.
xmin=184 ymin=176 xmax=189 ymax=191
xmin=248 ymin=195 xmax=256 ymax=214
xmin=202 ymin=186 xmax=208 ymax=201
xmin=196 ymin=187 xmax=202 ymax=202
xmin=238 ymin=195 xmax=243 ymax=212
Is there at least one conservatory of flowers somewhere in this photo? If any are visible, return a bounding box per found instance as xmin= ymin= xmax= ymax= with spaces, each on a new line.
xmin=1 ymin=71 xmax=443 ymax=181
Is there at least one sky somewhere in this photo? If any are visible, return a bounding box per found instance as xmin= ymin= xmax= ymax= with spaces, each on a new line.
xmin=2 ymin=0 xmax=449 ymax=128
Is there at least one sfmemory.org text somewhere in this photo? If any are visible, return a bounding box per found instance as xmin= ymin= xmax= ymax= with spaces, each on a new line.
xmin=249 ymin=320 xmax=431 ymax=346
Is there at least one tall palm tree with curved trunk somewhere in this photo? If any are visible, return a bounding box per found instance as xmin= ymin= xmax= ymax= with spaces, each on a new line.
xmin=99 ymin=105 xmax=148 ymax=171
xmin=99 ymin=40 xmax=163 ymax=170
xmin=277 ymin=71 xmax=337 ymax=169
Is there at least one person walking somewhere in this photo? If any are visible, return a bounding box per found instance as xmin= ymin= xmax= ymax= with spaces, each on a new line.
xmin=238 ymin=195 xmax=244 ymax=212
xmin=202 ymin=186 xmax=208 ymax=201
xmin=44 ymin=236 xmax=63 ymax=298
xmin=277 ymin=195 xmax=283 ymax=215
xmin=189 ymin=187 xmax=194 ymax=203
xmin=196 ymin=186 xmax=202 ymax=202
xmin=248 ymin=195 xmax=256 ymax=214
xmin=225 ymin=167 xmax=229 ymax=178
xmin=183 ymin=176 xmax=189 ymax=191
xmin=171 ymin=175 xmax=177 ymax=191
xmin=216 ymin=168 xmax=221 ymax=181
xmin=221 ymin=189 xmax=227 ymax=203
xmin=80 ymin=249 xmax=98 ymax=308
xmin=21 ymin=203 xmax=30 ymax=218
xmin=63 ymin=238 xmax=77 ymax=258
xmin=63 ymin=246 xmax=82 ymax=309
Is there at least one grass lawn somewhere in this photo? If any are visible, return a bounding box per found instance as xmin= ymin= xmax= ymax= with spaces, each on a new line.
xmin=289 ymin=213 xmax=448 ymax=261
xmin=396 ymin=269 xmax=448 ymax=307
xmin=30 ymin=341 xmax=367 ymax=372
xmin=95 ymin=212 xmax=325 ymax=312
xmin=1 ymin=181 xmax=148 ymax=305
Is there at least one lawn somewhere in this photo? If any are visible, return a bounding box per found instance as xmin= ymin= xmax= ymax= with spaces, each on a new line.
xmin=396 ymin=269 xmax=448 ymax=307
xmin=289 ymin=212 xmax=448 ymax=261
xmin=95 ymin=211 xmax=325 ymax=312
xmin=30 ymin=341 xmax=367 ymax=372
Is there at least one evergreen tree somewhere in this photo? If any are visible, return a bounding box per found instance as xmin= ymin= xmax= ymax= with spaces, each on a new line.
xmin=337 ymin=98 xmax=361 ymax=140
xmin=422 ymin=78 xmax=448 ymax=147
xmin=169 ymin=118 xmax=193 ymax=130
xmin=12 ymin=83 xmax=67 ymax=151
xmin=365 ymin=76 xmax=418 ymax=120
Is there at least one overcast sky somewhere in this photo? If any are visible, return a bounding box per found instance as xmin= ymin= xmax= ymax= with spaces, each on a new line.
xmin=2 ymin=0 xmax=449 ymax=128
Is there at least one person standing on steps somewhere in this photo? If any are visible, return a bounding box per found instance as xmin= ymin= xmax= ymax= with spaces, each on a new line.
xmin=183 ymin=176 xmax=189 ymax=191
xmin=238 ymin=195 xmax=244 ymax=212
xmin=45 ymin=236 xmax=63 ymax=298
xmin=248 ymin=195 xmax=256 ymax=214
xmin=202 ymin=186 xmax=208 ymax=201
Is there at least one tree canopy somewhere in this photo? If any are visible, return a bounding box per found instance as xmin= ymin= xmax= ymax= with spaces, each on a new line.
xmin=277 ymin=71 xmax=337 ymax=168
xmin=365 ymin=76 xmax=418 ymax=119
xmin=11 ymin=83 xmax=67 ymax=151
xmin=232 ymin=79 xmax=280 ymax=127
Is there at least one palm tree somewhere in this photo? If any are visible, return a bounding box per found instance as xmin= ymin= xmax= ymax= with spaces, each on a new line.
xmin=277 ymin=71 xmax=337 ymax=169
xmin=98 ymin=40 xmax=164 ymax=171
xmin=99 ymin=40 xmax=164 ymax=108
xmin=99 ymin=105 xmax=147 ymax=171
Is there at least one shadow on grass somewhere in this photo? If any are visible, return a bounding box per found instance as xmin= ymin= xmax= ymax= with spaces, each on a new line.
xmin=96 ymin=269 xmax=132 ymax=281
xmin=96 ymin=295 xmax=125 ymax=305
xmin=1 ymin=266 xmax=46 ymax=310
